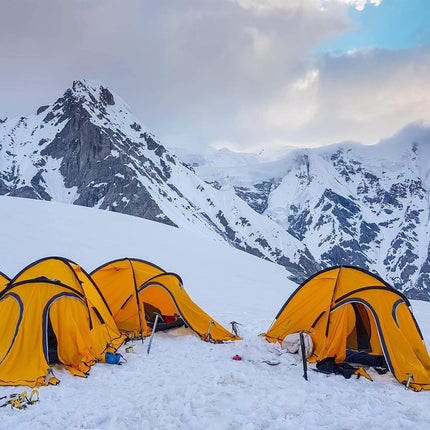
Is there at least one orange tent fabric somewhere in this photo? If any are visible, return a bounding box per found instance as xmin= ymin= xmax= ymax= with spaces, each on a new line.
xmin=0 ymin=257 xmax=124 ymax=386
xmin=0 ymin=271 xmax=9 ymax=290
xmin=91 ymin=258 xmax=239 ymax=342
xmin=264 ymin=266 xmax=430 ymax=391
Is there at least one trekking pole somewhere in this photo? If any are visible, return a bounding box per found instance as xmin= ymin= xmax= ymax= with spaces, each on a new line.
xmin=147 ymin=312 xmax=163 ymax=354
xmin=299 ymin=331 xmax=308 ymax=381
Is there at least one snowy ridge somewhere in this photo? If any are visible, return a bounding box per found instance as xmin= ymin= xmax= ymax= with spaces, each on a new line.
xmin=1 ymin=79 xmax=429 ymax=297
xmin=183 ymin=125 xmax=430 ymax=299
xmin=0 ymin=80 xmax=318 ymax=283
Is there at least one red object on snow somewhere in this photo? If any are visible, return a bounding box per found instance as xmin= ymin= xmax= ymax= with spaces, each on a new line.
xmin=232 ymin=355 xmax=242 ymax=361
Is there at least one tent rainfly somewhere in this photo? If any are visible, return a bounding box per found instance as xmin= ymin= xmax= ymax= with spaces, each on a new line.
xmin=0 ymin=271 xmax=10 ymax=289
xmin=263 ymin=266 xmax=430 ymax=391
xmin=91 ymin=258 xmax=239 ymax=342
xmin=0 ymin=257 xmax=125 ymax=387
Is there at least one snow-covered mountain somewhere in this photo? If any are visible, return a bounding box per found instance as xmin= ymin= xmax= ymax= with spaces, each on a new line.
xmin=0 ymin=79 xmax=317 ymax=283
xmin=178 ymin=125 xmax=430 ymax=300
xmin=1 ymin=79 xmax=429 ymax=299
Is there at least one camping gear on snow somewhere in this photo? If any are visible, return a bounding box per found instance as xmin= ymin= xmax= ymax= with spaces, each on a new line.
xmin=282 ymin=332 xmax=313 ymax=358
xmin=231 ymin=355 xmax=280 ymax=365
xmin=91 ymin=258 xmax=239 ymax=342
xmin=263 ymin=265 xmax=430 ymax=391
xmin=125 ymin=345 xmax=135 ymax=353
xmin=300 ymin=332 xmax=309 ymax=381
xmin=105 ymin=351 xmax=122 ymax=364
xmin=281 ymin=332 xmax=313 ymax=380
xmin=0 ymin=257 xmax=125 ymax=387
xmin=0 ymin=390 xmax=39 ymax=409
xmin=315 ymin=357 xmax=373 ymax=381
xmin=230 ymin=321 xmax=241 ymax=337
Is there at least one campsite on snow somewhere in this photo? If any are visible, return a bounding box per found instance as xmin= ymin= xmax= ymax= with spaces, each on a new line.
xmin=0 ymin=196 xmax=429 ymax=429
xmin=1 ymin=1 xmax=430 ymax=428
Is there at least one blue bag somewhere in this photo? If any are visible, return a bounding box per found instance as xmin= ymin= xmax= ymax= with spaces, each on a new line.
xmin=105 ymin=351 xmax=121 ymax=365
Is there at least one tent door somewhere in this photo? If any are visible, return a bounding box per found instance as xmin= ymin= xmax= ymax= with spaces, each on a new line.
xmin=47 ymin=316 xmax=60 ymax=364
xmin=346 ymin=303 xmax=372 ymax=352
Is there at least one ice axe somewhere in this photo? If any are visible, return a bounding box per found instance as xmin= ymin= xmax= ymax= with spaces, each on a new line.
xmin=147 ymin=312 xmax=164 ymax=354
xmin=229 ymin=321 xmax=242 ymax=337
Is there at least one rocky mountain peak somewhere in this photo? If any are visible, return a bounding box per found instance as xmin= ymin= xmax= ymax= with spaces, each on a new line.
xmin=70 ymin=79 xmax=115 ymax=106
xmin=2 ymin=82 xmax=430 ymax=299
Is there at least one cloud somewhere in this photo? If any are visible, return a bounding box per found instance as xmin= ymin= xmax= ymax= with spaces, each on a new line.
xmin=257 ymin=45 xmax=430 ymax=149
xmin=0 ymin=1 xmax=349 ymax=139
xmin=1 ymin=0 xmax=428 ymax=156
xmin=263 ymin=69 xmax=320 ymax=130
xmin=232 ymin=0 xmax=383 ymax=13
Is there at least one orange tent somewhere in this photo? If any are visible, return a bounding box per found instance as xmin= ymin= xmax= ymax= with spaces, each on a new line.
xmin=0 ymin=257 xmax=124 ymax=386
xmin=264 ymin=266 xmax=430 ymax=391
xmin=91 ymin=258 xmax=239 ymax=342
xmin=0 ymin=270 xmax=9 ymax=289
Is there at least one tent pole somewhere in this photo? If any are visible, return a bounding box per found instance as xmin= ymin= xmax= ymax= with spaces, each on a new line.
xmin=129 ymin=259 xmax=144 ymax=343
xmin=325 ymin=266 xmax=343 ymax=337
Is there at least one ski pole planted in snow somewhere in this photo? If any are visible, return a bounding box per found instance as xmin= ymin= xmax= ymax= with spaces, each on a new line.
xmin=147 ymin=312 xmax=163 ymax=354
xmin=299 ymin=331 xmax=308 ymax=381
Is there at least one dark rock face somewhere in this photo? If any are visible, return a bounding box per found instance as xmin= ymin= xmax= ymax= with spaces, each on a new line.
xmin=100 ymin=87 xmax=115 ymax=106
xmin=256 ymin=145 xmax=430 ymax=300
xmin=233 ymin=180 xmax=277 ymax=214
xmin=1 ymin=81 xmax=177 ymax=227
xmin=37 ymin=105 xmax=49 ymax=115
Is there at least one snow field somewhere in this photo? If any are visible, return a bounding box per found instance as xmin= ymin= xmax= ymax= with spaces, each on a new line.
xmin=0 ymin=196 xmax=429 ymax=429
xmin=1 ymin=328 xmax=428 ymax=430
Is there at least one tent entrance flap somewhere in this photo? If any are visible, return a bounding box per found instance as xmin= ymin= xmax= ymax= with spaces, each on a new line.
xmin=346 ymin=303 xmax=372 ymax=352
xmin=47 ymin=317 xmax=60 ymax=364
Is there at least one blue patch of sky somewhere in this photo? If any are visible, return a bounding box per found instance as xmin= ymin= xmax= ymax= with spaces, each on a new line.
xmin=313 ymin=0 xmax=430 ymax=54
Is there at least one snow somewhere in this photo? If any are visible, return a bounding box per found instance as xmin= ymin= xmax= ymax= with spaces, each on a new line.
xmin=0 ymin=196 xmax=430 ymax=429
xmin=170 ymin=146 xmax=293 ymax=189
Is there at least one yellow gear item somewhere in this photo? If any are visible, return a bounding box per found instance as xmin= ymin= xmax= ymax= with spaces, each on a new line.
xmin=354 ymin=367 xmax=373 ymax=381
xmin=29 ymin=389 xmax=39 ymax=404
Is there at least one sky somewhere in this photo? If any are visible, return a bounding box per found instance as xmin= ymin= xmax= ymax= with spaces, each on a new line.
xmin=0 ymin=0 xmax=429 ymax=153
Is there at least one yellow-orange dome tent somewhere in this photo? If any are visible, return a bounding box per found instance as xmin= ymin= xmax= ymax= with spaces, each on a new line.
xmin=91 ymin=258 xmax=239 ymax=342
xmin=263 ymin=266 xmax=430 ymax=391
xmin=0 ymin=270 xmax=10 ymax=289
xmin=0 ymin=257 xmax=125 ymax=387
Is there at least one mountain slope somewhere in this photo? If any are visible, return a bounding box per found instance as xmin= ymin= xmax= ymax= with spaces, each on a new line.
xmin=0 ymin=80 xmax=318 ymax=282
xmin=182 ymin=125 xmax=430 ymax=299
xmin=2 ymin=79 xmax=429 ymax=298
